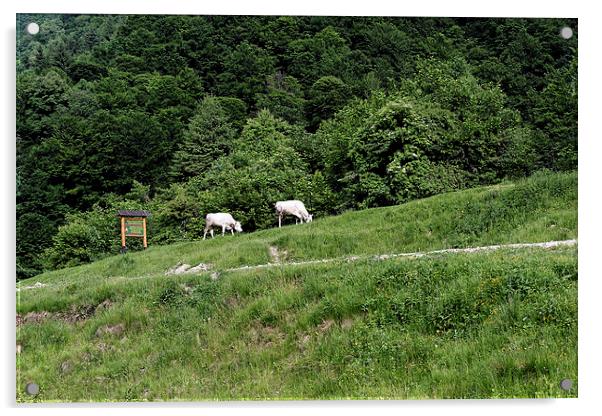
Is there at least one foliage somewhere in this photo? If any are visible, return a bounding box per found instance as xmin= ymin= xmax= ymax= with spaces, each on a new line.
xmin=151 ymin=183 xmax=203 ymax=243
xmin=217 ymin=41 xmax=276 ymax=107
xmin=187 ymin=110 xmax=316 ymax=231
xmin=531 ymin=55 xmax=578 ymax=171
xmin=306 ymin=76 xmax=351 ymax=131
xmin=318 ymin=58 xmax=527 ymax=209
xmin=286 ymin=26 xmax=353 ymax=86
xmin=41 ymin=209 xmax=117 ymax=269
xmin=256 ymin=73 xmax=306 ymax=126
xmin=170 ymin=97 xmax=238 ymax=181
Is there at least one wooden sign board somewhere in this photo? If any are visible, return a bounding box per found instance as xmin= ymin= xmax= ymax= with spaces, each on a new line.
xmin=117 ymin=210 xmax=150 ymax=251
xmin=125 ymin=218 xmax=145 ymax=237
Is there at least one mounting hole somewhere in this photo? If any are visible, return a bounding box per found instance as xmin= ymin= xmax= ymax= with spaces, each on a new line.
xmin=560 ymin=26 xmax=573 ymax=40
xmin=25 ymin=382 xmax=39 ymax=396
xmin=25 ymin=22 xmax=39 ymax=35
xmin=560 ymin=378 xmax=573 ymax=391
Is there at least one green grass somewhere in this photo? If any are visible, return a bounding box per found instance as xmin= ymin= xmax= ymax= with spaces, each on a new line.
xmin=16 ymin=171 xmax=577 ymax=401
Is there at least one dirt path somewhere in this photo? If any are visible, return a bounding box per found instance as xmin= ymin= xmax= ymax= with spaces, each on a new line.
xmin=224 ymin=239 xmax=577 ymax=273
xmin=16 ymin=239 xmax=577 ymax=291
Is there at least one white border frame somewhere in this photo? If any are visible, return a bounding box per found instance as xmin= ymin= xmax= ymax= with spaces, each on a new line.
xmin=3 ymin=1 xmax=598 ymax=415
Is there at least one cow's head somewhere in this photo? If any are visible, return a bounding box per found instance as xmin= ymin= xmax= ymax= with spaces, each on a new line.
xmin=234 ymin=221 xmax=243 ymax=233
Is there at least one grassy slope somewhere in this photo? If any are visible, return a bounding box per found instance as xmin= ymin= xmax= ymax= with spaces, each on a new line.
xmin=16 ymin=171 xmax=577 ymax=401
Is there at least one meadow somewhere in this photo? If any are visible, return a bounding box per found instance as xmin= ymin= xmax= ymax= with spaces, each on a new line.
xmin=16 ymin=171 xmax=577 ymax=401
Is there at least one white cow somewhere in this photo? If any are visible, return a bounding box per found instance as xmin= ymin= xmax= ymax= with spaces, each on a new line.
xmin=275 ymin=200 xmax=313 ymax=228
xmin=203 ymin=213 xmax=243 ymax=239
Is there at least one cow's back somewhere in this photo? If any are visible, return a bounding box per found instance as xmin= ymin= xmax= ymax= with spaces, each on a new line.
xmin=206 ymin=213 xmax=234 ymax=225
xmin=276 ymin=200 xmax=305 ymax=212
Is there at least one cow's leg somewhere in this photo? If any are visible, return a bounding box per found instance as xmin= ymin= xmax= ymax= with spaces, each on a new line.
xmin=230 ymin=225 xmax=234 ymax=236
xmin=203 ymin=227 xmax=209 ymax=240
xmin=222 ymin=225 xmax=226 ymax=236
xmin=210 ymin=229 xmax=214 ymax=239
xmin=278 ymin=213 xmax=282 ymax=228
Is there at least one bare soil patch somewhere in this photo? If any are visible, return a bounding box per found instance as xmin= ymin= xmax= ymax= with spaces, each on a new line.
xmin=17 ymin=299 xmax=113 ymax=327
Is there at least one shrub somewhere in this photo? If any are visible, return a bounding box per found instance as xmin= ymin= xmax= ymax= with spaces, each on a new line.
xmin=42 ymin=210 xmax=117 ymax=269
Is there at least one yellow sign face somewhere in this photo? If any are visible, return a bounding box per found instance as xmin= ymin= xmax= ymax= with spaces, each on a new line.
xmin=125 ymin=218 xmax=144 ymax=237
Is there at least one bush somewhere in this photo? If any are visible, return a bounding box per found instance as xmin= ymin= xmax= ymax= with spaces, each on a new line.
xmin=42 ymin=210 xmax=117 ymax=269
xmin=318 ymin=58 xmax=525 ymax=210
xmin=388 ymin=157 xmax=468 ymax=203
xmin=151 ymin=183 xmax=203 ymax=243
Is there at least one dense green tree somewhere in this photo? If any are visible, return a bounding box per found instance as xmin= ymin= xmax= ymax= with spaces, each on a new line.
xmin=217 ymin=41 xmax=275 ymax=107
xmin=170 ymin=97 xmax=238 ymax=181
xmin=260 ymin=16 xmax=302 ymax=58
xmin=463 ymin=18 xmax=577 ymax=122
xmin=17 ymin=69 xmax=71 ymax=143
xmin=318 ymin=58 xmax=525 ymax=209
xmin=286 ymin=26 xmax=353 ymax=87
xmin=256 ymin=73 xmax=306 ymax=126
xmin=306 ymin=76 xmax=351 ymax=132
xmin=531 ymin=56 xmax=577 ymax=171
xmin=211 ymin=97 xmax=248 ymax=131
xmin=16 ymin=135 xmax=73 ymax=278
xmin=151 ymin=183 xmax=203 ymax=243
xmin=67 ymin=54 xmax=108 ymax=81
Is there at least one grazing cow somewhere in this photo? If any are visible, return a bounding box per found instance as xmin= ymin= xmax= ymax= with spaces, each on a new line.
xmin=275 ymin=200 xmax=313 ymax=228
xmin=203 ymin=213 xmax=243 ymax=239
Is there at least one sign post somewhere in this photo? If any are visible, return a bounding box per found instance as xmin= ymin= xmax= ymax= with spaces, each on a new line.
xmin=117 ymin=210 xmax=150 ymax=253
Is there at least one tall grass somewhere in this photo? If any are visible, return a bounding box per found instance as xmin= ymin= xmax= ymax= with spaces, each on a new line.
xmin=17 ymin=247 xmax=577 ymax=401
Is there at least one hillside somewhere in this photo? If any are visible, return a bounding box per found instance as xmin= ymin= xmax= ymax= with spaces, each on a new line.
xmin=16 ymin=15 xmax=578 ymax=279
xmin=16 ymin=171 xmax=577 ymax=401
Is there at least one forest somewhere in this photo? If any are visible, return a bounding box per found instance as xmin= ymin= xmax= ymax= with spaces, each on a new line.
xmin=16 ymin=14 xmax=578 ymax=279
